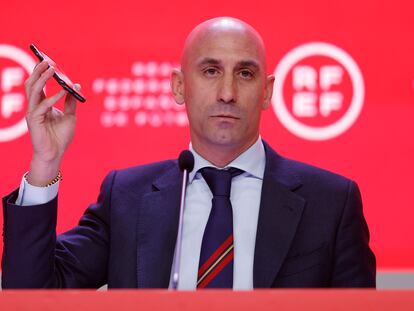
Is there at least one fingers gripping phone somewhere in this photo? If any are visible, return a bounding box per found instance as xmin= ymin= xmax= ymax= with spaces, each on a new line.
xmin=29 ymin=44 xmax=86 ymax=103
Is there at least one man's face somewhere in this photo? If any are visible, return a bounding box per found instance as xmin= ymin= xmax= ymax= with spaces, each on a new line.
xmin=176 ymin=28 xmax=274 ymax=153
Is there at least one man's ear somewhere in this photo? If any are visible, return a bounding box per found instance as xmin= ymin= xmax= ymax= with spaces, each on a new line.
xmin=171 ymin=68 xmax=185 ymax=105
xmin=262 ymin=74 xmax=275 ymax=110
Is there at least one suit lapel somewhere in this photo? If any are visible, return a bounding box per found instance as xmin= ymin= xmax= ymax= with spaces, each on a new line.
xmin=136 ymin=164 xmax=182 ymax=288
xmin=253 ymin=143 xmax=306 ymax=288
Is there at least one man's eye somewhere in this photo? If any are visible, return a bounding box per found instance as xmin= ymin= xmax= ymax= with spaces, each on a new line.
xmin=204 ymin=68 xmax=219 ymax=76
xmin=239 ymin=70 xmax=253 ymax=79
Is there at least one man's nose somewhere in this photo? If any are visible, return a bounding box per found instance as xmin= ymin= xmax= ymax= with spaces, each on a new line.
xmin=218 ymin=74 xmax=237 ymax=104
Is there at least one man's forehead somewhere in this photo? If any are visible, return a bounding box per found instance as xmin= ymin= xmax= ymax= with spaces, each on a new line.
xmin=193 ymin=35 xmax=262 ymax=58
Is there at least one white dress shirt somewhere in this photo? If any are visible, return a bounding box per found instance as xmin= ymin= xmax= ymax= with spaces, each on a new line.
xmin=16 ymin=138 xmax=266 ymax=290
xmin=172 ymin=138 xmax=265 ymax=289
xmin=16 ymin=173 xmax=60 ymax=206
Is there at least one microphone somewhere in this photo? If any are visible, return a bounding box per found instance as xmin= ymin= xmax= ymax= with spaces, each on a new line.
xmin=171 ymin=150 xmax=195 ymax=290
xmin=178 ymin=150 xmax=195 ymax=173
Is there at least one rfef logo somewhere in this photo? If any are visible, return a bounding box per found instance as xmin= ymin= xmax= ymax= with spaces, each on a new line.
xmin=0 ymin=44 xmax=35 ymax=142
xmin=272 ymin=42 xmax=364 ymax=141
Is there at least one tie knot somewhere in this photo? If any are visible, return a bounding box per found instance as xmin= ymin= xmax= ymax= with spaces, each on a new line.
xmin=200 ymin=167 xmax=243 ymax=197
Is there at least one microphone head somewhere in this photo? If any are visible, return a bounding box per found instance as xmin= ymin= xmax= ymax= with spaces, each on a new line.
xmin=178 ymin=150 xmax=195 ymax=172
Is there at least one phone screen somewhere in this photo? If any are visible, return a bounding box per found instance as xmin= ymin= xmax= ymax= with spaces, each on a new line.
xmin=29 ymin=44 xmax=86 ymax=103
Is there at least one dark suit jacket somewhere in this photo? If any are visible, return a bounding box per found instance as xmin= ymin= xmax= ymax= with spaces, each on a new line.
xmin=1 ymin=142 xmax=376 ymax=288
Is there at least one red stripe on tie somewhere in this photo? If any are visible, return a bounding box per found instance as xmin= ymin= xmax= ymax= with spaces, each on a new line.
xmin=197 ymin=248 xmax=234 ymax=289
xmin=198 ymin=234 xmax=233 ymax=278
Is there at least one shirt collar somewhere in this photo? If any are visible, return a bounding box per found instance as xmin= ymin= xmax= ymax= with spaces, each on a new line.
xmin=188 ymin=137 xmax=266 ymax=183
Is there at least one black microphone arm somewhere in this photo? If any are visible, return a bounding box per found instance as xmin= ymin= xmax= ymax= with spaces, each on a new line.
xmin=171 ymin=150 xmax=195 ymax=290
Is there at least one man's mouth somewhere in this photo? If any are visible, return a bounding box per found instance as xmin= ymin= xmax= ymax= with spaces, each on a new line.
xmin=211 ymin=114 xmax=240 ymax=119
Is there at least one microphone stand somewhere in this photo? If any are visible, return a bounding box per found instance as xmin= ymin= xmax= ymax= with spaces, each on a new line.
xmin=171 ymin=168 xmax=189 ymax=290
xmin=171 ymin=150 xmax=194 ymax=290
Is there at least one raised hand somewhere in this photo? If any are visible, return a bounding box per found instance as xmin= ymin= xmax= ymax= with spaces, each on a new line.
xmin=24 ymin=61 xmax=80 ymax=186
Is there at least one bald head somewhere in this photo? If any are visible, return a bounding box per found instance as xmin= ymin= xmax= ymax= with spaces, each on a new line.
xmin=181 ymin=17 xmax=267 ymax=74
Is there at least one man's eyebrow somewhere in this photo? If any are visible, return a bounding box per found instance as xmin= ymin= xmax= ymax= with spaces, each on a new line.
xmin=195 ymin=58 xmax=261 ymax=71
xmin=236 ymin=60 xmax=261 ymax=71
xmin=197 ymin=58 xmax=222 ymax=67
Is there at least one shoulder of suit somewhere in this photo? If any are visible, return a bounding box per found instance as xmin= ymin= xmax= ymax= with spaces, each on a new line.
xmin=278 ymin=155 xmax=355 ymax=190
xmin=104 ymin=159 xmax=177 ymax=186
xmin=263 ymin=142 xmax=355 ymax=191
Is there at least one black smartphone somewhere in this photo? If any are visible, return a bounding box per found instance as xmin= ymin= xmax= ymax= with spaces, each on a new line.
xmin=29 ymin=44 xmax=86 ymax=103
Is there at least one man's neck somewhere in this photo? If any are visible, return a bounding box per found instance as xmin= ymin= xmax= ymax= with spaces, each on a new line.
xmin=191 ymin=136 xmax=259 ymax=168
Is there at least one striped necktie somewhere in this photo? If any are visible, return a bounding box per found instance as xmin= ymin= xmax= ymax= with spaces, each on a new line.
xmin=197 ymin=167 xmax=243 ymax=289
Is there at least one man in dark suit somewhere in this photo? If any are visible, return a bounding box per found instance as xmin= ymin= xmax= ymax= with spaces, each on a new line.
xmin=2 ymin=17 xmax=375 ymax=289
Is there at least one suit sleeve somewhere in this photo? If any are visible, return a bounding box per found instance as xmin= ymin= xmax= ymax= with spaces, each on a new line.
xmin=330 ymin=180 xmax=376 ymax=287
xmin=1 ymin=171 xmax=116 ymax=289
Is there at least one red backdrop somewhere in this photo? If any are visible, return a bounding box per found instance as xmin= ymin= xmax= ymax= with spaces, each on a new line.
xmin=0 ymin=0 xmax=413 ymax=271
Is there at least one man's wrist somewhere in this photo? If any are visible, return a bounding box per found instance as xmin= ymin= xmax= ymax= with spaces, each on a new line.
xmin=27 ymin=157 xmax=62 ymax=187
xmin=24 ymin=170 xmax=62 ymax=187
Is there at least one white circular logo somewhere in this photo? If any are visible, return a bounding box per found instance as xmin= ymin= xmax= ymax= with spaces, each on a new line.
xmin=0 ymin=44 xmax=35 ymax=142
xmin=272 ymin=42 xmax=364 ymax=141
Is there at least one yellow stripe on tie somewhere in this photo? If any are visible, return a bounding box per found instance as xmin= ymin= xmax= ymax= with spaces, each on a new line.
xmin=197 ymin=244 xmax=234 ymax=286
